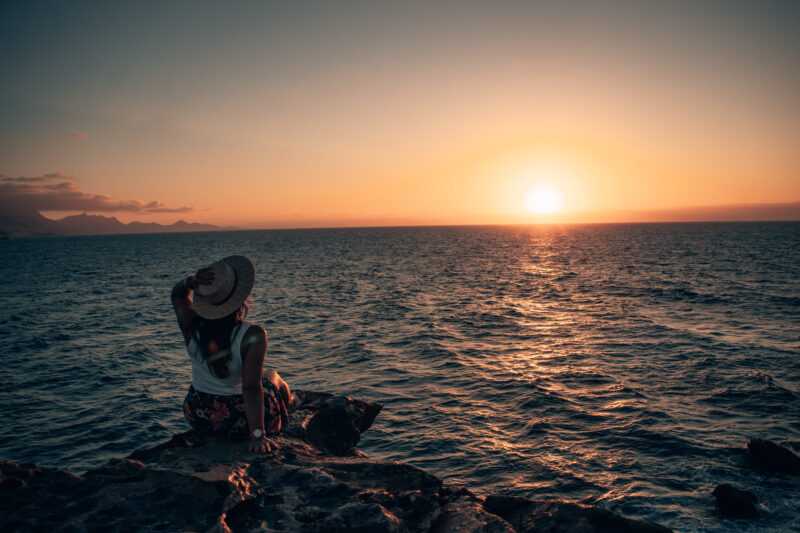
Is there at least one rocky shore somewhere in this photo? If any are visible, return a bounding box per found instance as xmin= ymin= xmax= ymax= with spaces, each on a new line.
xmin=2 ymin=390 xmax=676 ymax=532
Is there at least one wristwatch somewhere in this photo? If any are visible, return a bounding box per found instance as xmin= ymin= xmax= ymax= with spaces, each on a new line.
xmin=251 ymin=428 xmax=264 ymax=439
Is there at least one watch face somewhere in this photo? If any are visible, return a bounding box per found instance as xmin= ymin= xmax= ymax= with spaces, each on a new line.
xmin=252 ymin=429 xmax=263 ymax=438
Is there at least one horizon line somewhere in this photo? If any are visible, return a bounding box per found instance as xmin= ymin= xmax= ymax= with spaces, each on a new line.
xmin=24 ymin=199 xmax=800 ymax=237
xmin=228 ymin=217 xmax=800 ymax=232
xmin=22 ymin=218 xmax=798 ymax=240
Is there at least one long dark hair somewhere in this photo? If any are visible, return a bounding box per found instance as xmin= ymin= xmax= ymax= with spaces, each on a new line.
xmin=192 ymin=302 xmax=249 ymax=378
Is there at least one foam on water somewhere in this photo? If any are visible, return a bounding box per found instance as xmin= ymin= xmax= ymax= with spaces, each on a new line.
xmin=1 ymin=222 xmax=799 ymax=532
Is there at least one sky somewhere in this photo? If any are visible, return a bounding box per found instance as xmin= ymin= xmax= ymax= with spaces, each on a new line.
xmin=1 ymin=0 xmax=799 ymax=227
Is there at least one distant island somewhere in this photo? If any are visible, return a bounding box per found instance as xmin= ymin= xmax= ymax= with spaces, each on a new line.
xmin=0 ymin=207 xmax=222 ymax=238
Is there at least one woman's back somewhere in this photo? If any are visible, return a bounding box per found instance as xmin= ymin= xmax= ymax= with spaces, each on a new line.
xmin=187 ymin=321 xmax=251 ymax=395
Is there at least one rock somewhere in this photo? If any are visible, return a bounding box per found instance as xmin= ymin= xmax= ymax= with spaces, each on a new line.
xmin=483 ymin=495 xmax=672 ymax=533
xmin=127 ymin=428 xmax=204 ymax=462
xmin=747 ymin=438 xmax=800 ymax=474
xmin=315 ymin=501 xmax=402 ymax=532
xmin=712 ymin=484 xmax=759 ymax=519
xmin=0 ymin=458 xmax=231 ymax=532
xmin=0 ymin=389 xmax=673 ymax=533
xmin=305 ymin=405 xmax=363 ymax=455
xmin=291 ymin=390 xmax=382 ymax=456
xmin=432 ymin=491 xmax=516 ymax=533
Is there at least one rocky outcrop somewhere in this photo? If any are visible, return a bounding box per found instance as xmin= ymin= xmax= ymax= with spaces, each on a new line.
xmin=483 ymin=495 xmax=671 ymax=533
xmin=1 ymin=390 xmax=671 ymax=532
xmin=711 ymin=484 xmax=759 ymax=519
xmin=747 ymin=438 xmax=800 ymax=475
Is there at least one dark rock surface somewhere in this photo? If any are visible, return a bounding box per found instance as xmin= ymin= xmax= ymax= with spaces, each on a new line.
xmin=712 ymin=484 xmax=759 ymax=519
xmin=483 ymin=495 xmax=671 ymax=533
xmin=1 ymin=390 xmax=672 ymax=532
xmin=747 ymin=438 xmax=800 ymax=474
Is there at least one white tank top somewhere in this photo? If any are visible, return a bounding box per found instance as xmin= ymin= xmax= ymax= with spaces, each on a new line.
xmin=187 ymin=321 xmax=252 ymax=395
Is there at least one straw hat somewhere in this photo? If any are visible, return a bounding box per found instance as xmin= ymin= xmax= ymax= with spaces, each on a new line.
xmin=192 ymin=255 xmax=255 ymax=320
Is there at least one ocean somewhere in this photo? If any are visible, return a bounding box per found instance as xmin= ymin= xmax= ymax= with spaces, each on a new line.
xmin=1 ymin=222 xmax=798 ymax=532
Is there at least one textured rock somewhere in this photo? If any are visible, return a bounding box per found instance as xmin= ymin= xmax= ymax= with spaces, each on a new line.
xmin=1 ymin=458 xmax=231 ymax=532
xmin=747 ymin=438 xmax=800 ymax=474
xmin=315 ymin=501 xmax=402 ymax=532
xmin=483 ymin=495 xmax=672 ymax=533
xmin=712 ymin=484 xmax=759 ymax=519
xmin=432 ymin=492 xmax=516 ymax=533
xmin=0 ymin=390 xmax=672 ymax=532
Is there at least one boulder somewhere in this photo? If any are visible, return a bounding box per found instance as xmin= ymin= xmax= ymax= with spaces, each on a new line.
xmin=712 ymin=484 xmax=759 ymax=519
xmin=747 ymin=438 xmax=800 ymax=474
xmin=291 ymin=390 xmax=382 ymax=456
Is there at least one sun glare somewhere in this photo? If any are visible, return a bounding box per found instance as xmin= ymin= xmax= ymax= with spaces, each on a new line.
xmin=525 ymin=185 xmax=564 ymax=215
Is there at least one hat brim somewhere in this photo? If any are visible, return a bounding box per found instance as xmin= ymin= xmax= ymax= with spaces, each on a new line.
xmin=192 ymin=255 xmax=255 ymax=320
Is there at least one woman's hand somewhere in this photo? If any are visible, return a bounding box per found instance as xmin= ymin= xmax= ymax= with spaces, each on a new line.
xmin=248 ymin=435 xmax=275 ymax=454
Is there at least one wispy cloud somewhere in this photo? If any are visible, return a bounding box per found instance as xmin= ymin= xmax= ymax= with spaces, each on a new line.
xmin=69 ymin=130 xmax=89 ymax=142
xmin=0 ymin=173 xmax=192 ymax=214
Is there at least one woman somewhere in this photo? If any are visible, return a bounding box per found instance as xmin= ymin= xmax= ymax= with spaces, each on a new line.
xmin=171 ymin=255 xmax=291 ymax=453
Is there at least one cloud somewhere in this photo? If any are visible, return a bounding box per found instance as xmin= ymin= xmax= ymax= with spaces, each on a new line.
xmin=1 ymin=173 xmax=63 ymax=183
xmin=0 ymin=173 xmax=192 ymax=215
xmin=141 ymin=200 xmax=195 ymax=213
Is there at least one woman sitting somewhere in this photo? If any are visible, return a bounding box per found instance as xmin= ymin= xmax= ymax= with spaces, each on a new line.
xmin=171 ymin=255 xmax=291 ymax=453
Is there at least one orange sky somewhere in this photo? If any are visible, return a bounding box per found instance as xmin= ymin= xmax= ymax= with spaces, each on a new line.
xmin=2 ymin=3 xmax=799 ymax=227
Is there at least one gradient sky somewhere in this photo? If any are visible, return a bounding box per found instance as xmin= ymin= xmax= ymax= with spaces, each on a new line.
xmin=2 ymin=1 xmax=799 ymax=226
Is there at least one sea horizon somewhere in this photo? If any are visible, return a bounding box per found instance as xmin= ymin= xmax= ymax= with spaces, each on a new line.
xmin=7 ymin=216 xmax=800 ymax=240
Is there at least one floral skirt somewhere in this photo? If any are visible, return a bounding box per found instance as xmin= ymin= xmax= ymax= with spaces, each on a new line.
xmin=182 ymin=379 xmax=289 ymax=439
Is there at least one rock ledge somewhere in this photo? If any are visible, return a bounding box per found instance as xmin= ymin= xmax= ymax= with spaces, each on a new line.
xmin=1 ymin=390 xmax=671 ymax=532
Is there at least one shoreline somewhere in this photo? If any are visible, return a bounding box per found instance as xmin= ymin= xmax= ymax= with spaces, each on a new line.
xmin=1 ymin=389 xmax=673 ymax=533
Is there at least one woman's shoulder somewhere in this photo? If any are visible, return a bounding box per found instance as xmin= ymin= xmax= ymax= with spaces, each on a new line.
xmin=240 ymin=322 xmax=267 ymax=348
xmin=238 ymin=323 xmax=267 ymax=365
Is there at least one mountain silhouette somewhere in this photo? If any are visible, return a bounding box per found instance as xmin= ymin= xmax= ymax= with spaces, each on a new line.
xmin=0 ymin=209 xmax=221 ymax=238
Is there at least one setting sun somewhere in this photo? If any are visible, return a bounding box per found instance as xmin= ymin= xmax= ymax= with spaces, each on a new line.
xmin=525 ymin=185 xmax=565 ymax=215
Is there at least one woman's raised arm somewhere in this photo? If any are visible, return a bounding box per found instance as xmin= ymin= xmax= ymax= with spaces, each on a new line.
xmin=171 ymin=268 xmax=214 ymax=344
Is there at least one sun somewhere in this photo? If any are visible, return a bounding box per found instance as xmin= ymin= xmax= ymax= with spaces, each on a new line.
xmin=525 ymin=185 xmax=564 ymax=215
